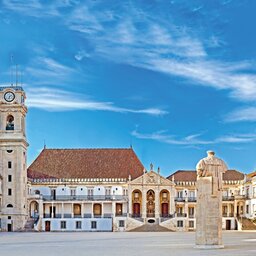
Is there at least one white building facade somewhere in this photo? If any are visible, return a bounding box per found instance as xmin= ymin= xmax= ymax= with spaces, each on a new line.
xmin=0 ymin=85 xmax=255 ymax=232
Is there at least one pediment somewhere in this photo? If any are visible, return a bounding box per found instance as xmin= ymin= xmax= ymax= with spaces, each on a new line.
xmin=130 ymin=170 xmax=173 ymax=186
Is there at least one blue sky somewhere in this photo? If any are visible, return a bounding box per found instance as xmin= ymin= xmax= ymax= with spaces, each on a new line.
xmin=1 ymin=0 xmax=256 ymax=175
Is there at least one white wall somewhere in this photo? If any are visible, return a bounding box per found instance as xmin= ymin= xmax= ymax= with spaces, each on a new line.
xmin=42 ymin=218 xmax=112 ymax=231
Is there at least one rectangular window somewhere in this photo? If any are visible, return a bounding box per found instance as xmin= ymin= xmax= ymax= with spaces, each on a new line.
xmin=71 ymin=189 xmax=76 ymax=196
xmin=8 ymin=216 xmax=11 ymax=220
xmin=76 ymin=221 xmax=82 ymax=229
xmin=246 ymin=205 xmax=249 ymax=214
xmin=8 ymin=161 xmax=12 ymax=169
xmin=8 ymin=189 xmax=12 ymax=196
xmin=177 ymin=191 xmax=183 ymax=198
xmin=119 ymin=220 xmax=125 ymax=227
xmin=189 ymin=221 xmax=194 ymax=228
xmin=8 ymin=175 xmax=12 ymax=182
xmin=60 ymin=221 xmax=66 ymax=229
xmin=177 ymin=220 xmax=183 ymax=227
xmin=91 ymin=221 xmax=97 ymax=229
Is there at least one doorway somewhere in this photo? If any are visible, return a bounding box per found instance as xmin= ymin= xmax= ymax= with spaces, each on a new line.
xmin=161 ymin=203 xmax=169 ymax=217
xmin=45 ymin=221 xmax=51 ymax=231
xmin=133 ymin=203 xmax=140 ymax=217
xmin=7 ymin=224 xmax=12 ymax=232
xmin=226 ymin=220 xmax=231 ymax=230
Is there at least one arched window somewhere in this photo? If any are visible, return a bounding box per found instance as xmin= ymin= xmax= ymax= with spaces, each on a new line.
xmin=35 ymin=190 xmax=40 ymax=195
xmin=6 ymin=115 xmax=14 ymax=130
xmin=7 ymin=204 xmax=13 ymax=208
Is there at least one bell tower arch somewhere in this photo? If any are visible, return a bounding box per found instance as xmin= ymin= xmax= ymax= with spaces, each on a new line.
xmin=0 ymin=86 xmax=28 ymax=231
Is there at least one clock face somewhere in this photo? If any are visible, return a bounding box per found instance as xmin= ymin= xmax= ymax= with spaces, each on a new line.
xmin=4 ymin=91 xmax=15 ymax=102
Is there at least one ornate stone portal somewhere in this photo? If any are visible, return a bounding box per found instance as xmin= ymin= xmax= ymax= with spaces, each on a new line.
xmin=195 ymin=151 xmax=227 ymax=249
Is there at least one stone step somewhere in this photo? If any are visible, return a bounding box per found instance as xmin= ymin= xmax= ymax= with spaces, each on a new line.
xmin=129 ymin=223 xmax=173 ymax=232
xmin=241 ymin=217 xmax=256 ymax=230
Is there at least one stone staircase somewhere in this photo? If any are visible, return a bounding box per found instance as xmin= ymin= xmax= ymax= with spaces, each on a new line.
xmin=129 ymin=222 xmax=173 ymax=232
xmin=23 ymin=218 xmax=36 ymax=232
xmin=240 ymin=217 xmax=256 ymax=230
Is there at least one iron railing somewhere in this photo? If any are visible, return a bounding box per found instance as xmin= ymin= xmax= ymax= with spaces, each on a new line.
xmin=42 ymin=195 xmax=128 ymax=201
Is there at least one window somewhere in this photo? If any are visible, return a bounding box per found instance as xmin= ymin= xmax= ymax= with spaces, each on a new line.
xmin=177 ymin=220 xmax=183 ymax=227
xmin=91 ymin=221 xmax=97 ymax=229
xmin=7 ymin=204 xmax=13 ymax=208
xmin=8 ymin=161 xmax=12 ymax=169
xmin=6 ymin=115 xmax=14 ymax=130
xmin=8 ymin=216 xmax=11 ymax=220
xmin=8 ymin=189 xmax=12 ymax=196
xmin=246 ymin=205 xmax=249 ymax=214
xmin=76 ymin=221 xmax=82 ymax=229
xmin=71 ymin=189 xmax=76 ymax=196
xmin=60 ymin=221 xmax=66 ymax=229
xmin=119 ymin=220 xmax=125 ymax=228
xmin=8 ymin=175 xmax=12 ymax=182
xmin=189 ymin=221 xmax=194 ymax=228
xmin=7 ymin=150 xmax=13 ymax=153
xmin=177 ymin=191 xmax=183 ymax=198
xmin=35 ymin=190 xmax=40 ymax=195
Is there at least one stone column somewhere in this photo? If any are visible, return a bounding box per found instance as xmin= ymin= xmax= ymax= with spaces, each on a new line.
xmin=61 ymin=203 xmax=64 ymax=218
xmin=142 ymin=188 xmax=147 ymax=218
xmin=155 ymin=188 xmax=160 ymax=219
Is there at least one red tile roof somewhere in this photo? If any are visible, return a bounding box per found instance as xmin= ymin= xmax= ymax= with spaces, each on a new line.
xmin=27 ymin=148 xmax=144 ymax=180
xmin=167 ymin=170 xmax=244 ymax=182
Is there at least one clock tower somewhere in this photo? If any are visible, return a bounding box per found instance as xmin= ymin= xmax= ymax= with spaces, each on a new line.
xmin=0 ymin=86 xmax=28 ymax=231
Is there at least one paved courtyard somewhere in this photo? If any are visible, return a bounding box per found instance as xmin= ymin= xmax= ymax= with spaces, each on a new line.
xmin=0 ymin=231 xmax=256 ymax=256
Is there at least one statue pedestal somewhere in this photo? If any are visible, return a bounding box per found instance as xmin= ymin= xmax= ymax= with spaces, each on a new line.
xmin=195 ymin=177 xmax=223 ymax=248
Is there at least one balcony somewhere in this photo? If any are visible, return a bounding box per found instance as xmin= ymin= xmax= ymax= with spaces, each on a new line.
xmin=222 ymin=213 xmax=234 ymax=217
xmin=43 ymin=213 xmax=114 ymax=219
xmin=188 ymin=214 xmax=195 ymax=218
xmin=175 ymin=197 xmax=186 ymax=202
xmin=115 ymin=213 xmax=128 ymax=217
xmin=176 ymin=213 xmax=187 ymax=218
xmin=42 ymin=195 xmax=128 ymax=201
xmin=222 ymin=196 xmax=235 ymax=201
xmin=188 ymin=197 xmax=197 ymax=202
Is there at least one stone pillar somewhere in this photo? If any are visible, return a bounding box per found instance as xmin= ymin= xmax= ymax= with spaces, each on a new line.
xmin=155 ymin=188 xmax=160 ymax=219
xmin=112 ymin=202 xmax=115 ymax=217
xmin=61 ymin=203 xmax=64 ymax=218
xmin=142 ymin=189 xmax=146 ymax=218
xmin=195 ymin=177 xmax=223 ymax=248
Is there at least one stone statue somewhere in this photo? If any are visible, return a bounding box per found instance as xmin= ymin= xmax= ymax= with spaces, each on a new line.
xmin=195 ymin=150 xmax=228 ymax=249
xmin=196 ymin=150 xmax=227 ymax=196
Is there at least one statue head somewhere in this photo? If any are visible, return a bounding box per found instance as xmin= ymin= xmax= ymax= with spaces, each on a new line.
xmin=207 ymin=150 xmax=215 ymax=157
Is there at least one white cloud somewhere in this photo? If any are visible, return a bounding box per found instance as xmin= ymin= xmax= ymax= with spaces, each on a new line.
xmin=225 ymin=107 xmax=256 ymax=122
xmin=64 ymin=5 xmax=256 ymax=103
xmin=74 ymin=50 xmax=90 ymax=61
xmin=132 ymin=129 xmax=256 ymax=145
xmin=26 ymin=87 xmax=167 ymax=116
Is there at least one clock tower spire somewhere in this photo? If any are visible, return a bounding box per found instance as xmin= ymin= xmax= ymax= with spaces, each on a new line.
xmin=0 ymin=85 xmax=28 ymax=231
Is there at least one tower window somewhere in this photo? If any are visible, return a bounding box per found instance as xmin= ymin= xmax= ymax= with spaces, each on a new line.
xmin=6 ymin=115 xmax=14 ymax=130
xmin=7 ymin=150 xmax=13 ymax=154
xmin=8 ymin=175 xmax=12 ymax=182
xmin=8 ymin=189 xmax=12 ymax=196
xmin=7 ymin=204 xmax=13 ymax=208
xmin=8 ymin=161 xmax=12 ymax=169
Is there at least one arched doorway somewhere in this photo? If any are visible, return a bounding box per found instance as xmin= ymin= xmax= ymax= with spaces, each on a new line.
xmin=160 ymin=190 xmax=170 ymax=217
xmin=30 ymin=201 xmax=39 ymax=218
xmin=147 ymin=190 xmax=155 ymax=217
xmin=132 ymin=190 xmax=142 ymax=217
xmin=93 ymin=204 xmax=102 ymax=217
